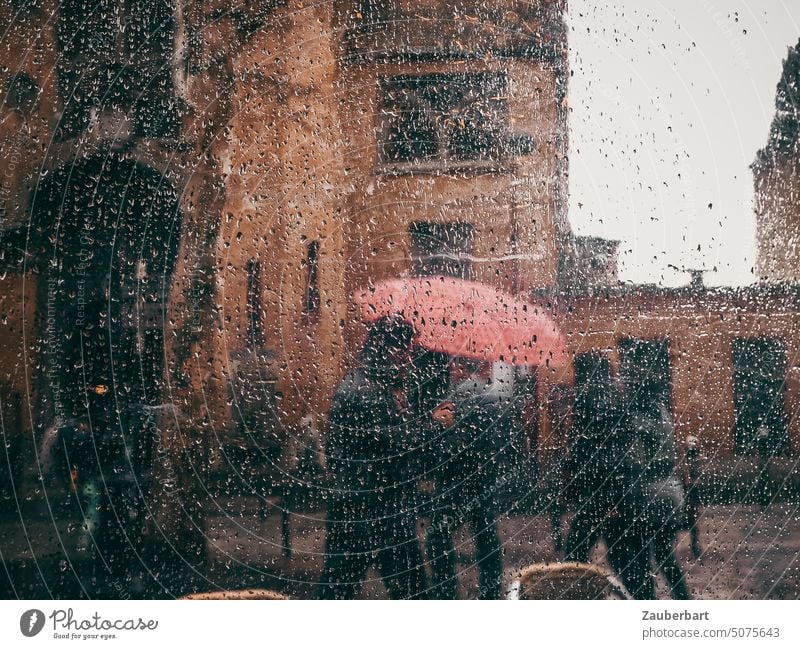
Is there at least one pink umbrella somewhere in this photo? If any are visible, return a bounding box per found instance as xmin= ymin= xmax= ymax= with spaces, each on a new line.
xmin=354 ymin=277 xmax=568 ymax=367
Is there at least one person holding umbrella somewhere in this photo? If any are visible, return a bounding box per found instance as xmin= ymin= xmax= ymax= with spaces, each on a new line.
xmin=319 ymin=315 xmax=428 ymax=599
xmin=349 ymin=276 xmax=569 ymax=598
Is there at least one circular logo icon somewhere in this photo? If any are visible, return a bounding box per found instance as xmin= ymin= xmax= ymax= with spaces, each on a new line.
xmin=20 ymin=609 xmax=45 ymax=637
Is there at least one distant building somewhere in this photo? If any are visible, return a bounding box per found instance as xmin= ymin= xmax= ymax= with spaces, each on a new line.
xmin=753 ymin=38 xmax=800 ymax=284
xmin=556 ymin=234 xmax=620 ymax=291
xmin=548 ymin=283 xmax=800 ymax=458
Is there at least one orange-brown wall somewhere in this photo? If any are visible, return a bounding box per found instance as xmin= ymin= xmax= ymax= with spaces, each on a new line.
xmin=556 ymin=288 xmax=800 ymax=456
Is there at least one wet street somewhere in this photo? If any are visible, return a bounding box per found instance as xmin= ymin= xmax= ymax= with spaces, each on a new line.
xmin=2 ymin=497 xmax=800 ymax=599
xmin=202 ymin=501 xmax=800 ymax=599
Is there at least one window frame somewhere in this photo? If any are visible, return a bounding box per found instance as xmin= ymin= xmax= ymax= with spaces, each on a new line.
xmin=408 ymin=220 xmax=475 ymax=279
xmin=375 ymin=71 xmax=514 ymax=175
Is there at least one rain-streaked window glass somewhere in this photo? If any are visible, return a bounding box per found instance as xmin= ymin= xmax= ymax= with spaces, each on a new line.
xmin=4 ymin=0 xmax=800 ymax=620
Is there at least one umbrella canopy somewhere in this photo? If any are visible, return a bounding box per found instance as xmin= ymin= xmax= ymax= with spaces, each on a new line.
xmin=354 ymin=276 xmax=568 ymax=367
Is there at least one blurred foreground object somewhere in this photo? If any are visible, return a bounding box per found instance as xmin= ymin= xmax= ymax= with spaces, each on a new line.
xmin=181 ymin=589 xmax=289 ymax=600
xmin=510 ymin=562 xmax=631 ymax=600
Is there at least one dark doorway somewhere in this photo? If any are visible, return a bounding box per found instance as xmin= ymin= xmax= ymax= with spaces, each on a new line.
xmin=618 ymin=337 xmax=673 ymax=407
xmin=732 ymin=338 xmax=788 ymax=454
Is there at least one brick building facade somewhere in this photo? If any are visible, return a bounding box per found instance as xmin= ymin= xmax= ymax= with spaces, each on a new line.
xmin=1 ymin=1 xmax=799 ymax=524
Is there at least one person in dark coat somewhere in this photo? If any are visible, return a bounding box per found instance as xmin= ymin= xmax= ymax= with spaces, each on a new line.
xmin=754 ymin=423 xmax=775 ymax=507
xmin=612 ymin=377 xmax=691 ymax=600
xmin=424 ymin=358 xmax=506 ymax=599
xmin=319 ymin=316 xmax=428 ymax=599
xmin=683 ymin=434 xmax=702 ymax=558
xmin=563 ymin=352 xmax=628 ymax=564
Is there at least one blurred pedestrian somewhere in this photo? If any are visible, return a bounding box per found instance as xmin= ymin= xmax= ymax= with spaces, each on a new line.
xmin=273 ymin=414 xmax=326 ymax=557
xmin=319 ymin=316 xmax=427 ymax=599
xmin=563 ymin=352 xmax=628 ymax=564
xmin=755 ymin=423 xmax=774 ymax=507
xmin=541 ymin=383 xmax=573 ymax=556
xmin=614 ymin=378 xmax=691 ymax=600
xmin=683 ymin=434 xmax=702 ymax=558
xmin=425 ymin=358 xmax=505 ymax=599
xmin=541 ymin=450 xmax=567 ymax=555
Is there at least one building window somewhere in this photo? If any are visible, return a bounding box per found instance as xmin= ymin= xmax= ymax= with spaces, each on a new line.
xmin=304 ymin=241 xmax=321 ymax=320
xmin=54 ymin=1 xmax=180 ymax=140
xmin=732 ymin=338 xmax=788 ymax=454
xmin=246 ymin=259 xmax=263 ymax=348
xmin=409 ymin=221 xmax=474 ymax=279
xmin=378 ymin=72 xmax=508 ymax=172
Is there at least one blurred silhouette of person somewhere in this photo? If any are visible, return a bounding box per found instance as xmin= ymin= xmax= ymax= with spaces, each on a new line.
xmin=541 ymin=384 xmax=573 ymax=556
xmin=563 ymin=352 xmax=628 ymax=564
xmin=272 ymin=414 xmax=326 ymax=557
xmin=542 ymin=450 xmax=567 ymax=555
xmin=319 ymin=316 xmax=427 ymax=599
xmin=755 ymin=422 xmax=775 ymax=508
xmin=613 ymin=368 xmax=691 ymax=600
xmin=560 ymin=351 xmax=690 ymax=600
xmin=425 ymin=358 xmax=505 ymax=599
xmin=683 ymin=434 xmax=702 ymax=558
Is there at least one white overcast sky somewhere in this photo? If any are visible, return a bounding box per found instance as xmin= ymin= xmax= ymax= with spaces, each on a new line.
xmin=567 ymin=1 xmax=800 ymax=286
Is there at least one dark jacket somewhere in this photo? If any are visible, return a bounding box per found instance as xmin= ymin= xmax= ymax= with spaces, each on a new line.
xmin=325 ymin=368 xmax=418 ymax=514
xmin=433 ymin=378 xmax=508 ymax=511
xmin=567 ymin=383 xmax=628 ymax=506
xmin=620 ymin=402 xmax=687 ymax=531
